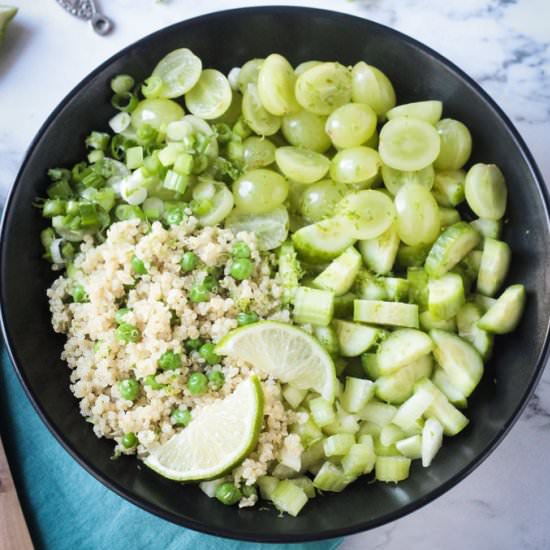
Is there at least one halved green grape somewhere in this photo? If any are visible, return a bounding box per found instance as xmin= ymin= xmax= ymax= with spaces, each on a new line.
xmin=336 ymin=190 xmax=396 ymax=239
xmin=258 ymin=54 xmax=300 ymax=116
xmin=434 ymin=119 xmax=472 ymax=170
xmin=232 ymin=169 xmax=288 ymax=214
xmin=237 ymin=58 xmax=263 ymax=94
xmin=300 ymin=179 xmax=347 ymax=222
xmin=212 ymin=90 xmax=242 ymax=125
xmin=464 ymin=163 xmax=507 ymax=220
xmin=242 ymin=83 xmax=281 ymax=136
xmin=386 ymin=100 xmax=443 ymax=125
xmin=381 ymin=164 xmax=435 ymax=196
xmin=295 ymin=60 xmax=322 ymax=77
xmin=379 ymin=117 xmax=441 ymax=171
xmin=351 ymin=62 xmax=396 ymax=117
xmin=329 ymin=146 xmax=381 ymax=186
xmin=151 ymin=48 xmax=202 ymax=98
xmin=225 ymin=207 xmax=289 ymax=250
xmin=185 ymin=69 xmax=232 ymax=120
xmin=394 ymin=182 xmax=441 ymax=246
xmin=242 ymin=137 xmax=276 ymax=169
xmin=295 ymin=62 xmax=352 ymax=115
xmin=281 ymin=110 xmax=331 ymax=153
xmin=193 ymin=181 xmax=234 ymax=226
xmin=325 ymin=103 xmax=377 ymax=149
xmin=275 ymin=147 xmax=330 ymax=184
xmin=131 ymin=99 xmax=185 ymax=131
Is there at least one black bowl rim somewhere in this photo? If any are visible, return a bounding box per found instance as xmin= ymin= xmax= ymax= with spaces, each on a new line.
xmin=1 ymin=5 xmax=549 ymax=543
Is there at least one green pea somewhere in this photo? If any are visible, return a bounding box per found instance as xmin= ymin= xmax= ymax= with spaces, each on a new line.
xmin=181 ymin=251 xmax=198 ymax=272
xmin=199 ymin=343 xmax=220 ymax=365
xmin=230 ymin=258 xmax=254 ymax=280
xmin=116 ymin=322 xmax=141 ymax=343
xmin=143 ymin=374 xmax=165 ymax=390
xmin=215 ymin=482 xmax=242 ymax=506
xmin=185 ymin=338 xmax=203 ymax=351
xmin=237 ymin=311 xmax=259 ymax=326
xmin=232 ymin=241 xmax=251 ymax=259
xmin=203 ymin=275 xmax=218 ymax=292
xmin=171 ymin=407 xmax=192 ymax=427
xmin=158 ymin=350 xmax=182 ymax=371
xmin=241 ymin=484 xmax=257 ymax=498
xmin=119 ymin=378 xmax=139 ymax=401
xmin=208 ymin=370 xmax=225 ymax=390
xmin=121 ymin=432 xmax=137 ymax=449
xmin=187 ymin=372 xmax=208 ymax=395
xmin=189 ymin=283 xmax=210 ymax=303
xmin=132 ymin=255 xmax=147 ymax=275
xmin=190 ymin=198 xmax=213 ymax=216
xmin=115 ymin=308 xmax=130 ymax=324
xmin=71 ymin=284 xmax=88 ymax=303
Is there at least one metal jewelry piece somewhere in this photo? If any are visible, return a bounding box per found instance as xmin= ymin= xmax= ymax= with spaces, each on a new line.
xmin=55 ymin=0 xmax=113 ymax=35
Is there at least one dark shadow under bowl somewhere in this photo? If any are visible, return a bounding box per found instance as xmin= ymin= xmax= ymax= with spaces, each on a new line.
xmin=1 ymin=6 xmax=549 ymax=542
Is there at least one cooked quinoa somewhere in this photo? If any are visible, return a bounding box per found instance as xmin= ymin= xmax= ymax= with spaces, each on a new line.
xmin=47 ymin=218 xmax=301 ymax=506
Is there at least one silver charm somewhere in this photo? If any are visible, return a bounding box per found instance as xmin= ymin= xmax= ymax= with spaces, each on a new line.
xmin=55 ymin=0 xmax=113 ymax=35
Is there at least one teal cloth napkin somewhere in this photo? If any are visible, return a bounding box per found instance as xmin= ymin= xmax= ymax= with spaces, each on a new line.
xmin=0 ymin=348 xmax=342 ymax=550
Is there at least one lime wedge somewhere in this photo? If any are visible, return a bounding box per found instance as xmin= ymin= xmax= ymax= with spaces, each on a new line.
xmin=144 ymin=376 xmax=263 ymax=481
xmin=216 ymin=321 xmax=337 ymax=402
xmin=0 ymin=6 xmax=17 ymax=40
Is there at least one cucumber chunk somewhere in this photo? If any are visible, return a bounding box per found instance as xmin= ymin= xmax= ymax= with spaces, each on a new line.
xmin=430 ymin=329 xmax=483 ymax=397
xmin=477 ymin=284 xmax=526 ymax=334
xmin=407 ymin=267 xmax=429 ymax=311
xmin=293 ymin=286 xmax=334 ymax=326
xmin=432 ymin=367 xmax=468 ymax=408
xmin=477 ymin=238 xmax=511 ymax=297
xmin=421 ymin=418 xmax=443 ymax=467
xmin=377 ymin=328 xmax=433 ymax=374
xmin=354 ymin=300 xmax=419 ymax=328
xmin=470 ymin=218 xmax=502 ymax=240
xmin=456 ymin=302 xmax=494 ymax=360
xmin=383 ymin=277 xmax=409 ymax=302
xmin=419 ymin=310 xmax=457 ymax=332
xmin=395 ymin=435 xmax=422 ymax=459
xmin=428 ymin=272 xmax=465 ymax=320
xmin=392 ymin=384 xmax=434 ymax=432
xmin=354 ymin=271 xmax=388 ymax=300
xmin=358 ymin=224 xmax=400 ymax=274
xmin=375 ymin=456 xmax=411 ymax=482
xmin=313 ymin=246 xmax=362 ymax=295
xmin=425 ymin=222 xmax=481 ymax=278
xmin=432 ymin=170 xmax=465 ymax=207
xmin=333 ymin=319 xmax=382 ymax=357
xmin=341 ymin=376 xmax=375 ymax=413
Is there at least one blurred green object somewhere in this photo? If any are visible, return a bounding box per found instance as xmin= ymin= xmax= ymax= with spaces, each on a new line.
xmin=0 ymin=5 xmax=17 ymax=41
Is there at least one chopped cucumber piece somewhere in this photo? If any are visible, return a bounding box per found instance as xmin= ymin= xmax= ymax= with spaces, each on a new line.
xmin=300 ymin=439 xmax=326 ymax=472
xmin=272 ymin=479 xmax=309 ymax=517
xmin=456 ymin=302 xmax=493 ymax=360
xmin=354 ymin=300 xmax=419 ymax=328
xmin=323 ymin=433 xmax=355 ymax=457
xmin=290 ymin=476 xmax=316 ymax=498
xmin=313 ymin=325 xmax=340 ymax=356
xmin=396 ymin=243 xmax=430 ymax=269
xmin=470 ymin=218 xmax=502 ymax=240
xmin=419 ymin=310 xmax=457 ymax=332
xmin=309 ymin=397 xmax=336 ymax=428
xmin=357 ymin=400 xmax=397 ymax=426
xmin=383 ymin=277 xmax=409 ymax=302
xmin=375 ymin=354 xmax=433 ymax=404
xmin=380 ymin=424 xmax=407 ymax=447
xmin=425 ymin=222 xmax=481 ymax=278
xmin=313 ymin=247 xmax=362 ymax=295
xmin=313 ymin=461 xmax=351 ymax=492
xmin=377 ymin=329 xmax=433 ymax=374
xmin=477 ymin=284 xmax=526 ymax=334
xmin=341 ymin=376 xmax=375 ymax=413
xmin=333 ymin=319 xmax=381 ymax=357
xmin=292 ymin=218 xmax=356 ymax=262
xmin=322 ymin=405 xmax=360 ymax=435
xmin=471 ymin=293 xmax=497 ymax=313
xmin=463 ymin=249 xmax=483 ymax=274
xmin=342 ymin=442 xmax=376 ymax=476
xmin=432 ymin=170 xmax=465 ymax=207
xmin=421 ymin=418 xmax=443 ymax=467
xmin=257 ymin=476 xmax=279 ymax=501
xmin=358 ymin=424 xmax=380 ymax=439
xmin=395 ymin=434 xmax=422 ymax=459
xmin=292 ymin=412 xmax=323 ymax=448
xmin=430 ymin=329 xmax=483 ymax=397
xmin=361 ymin=352 xmax=382 ymax=380
xmin=375 ymin=456 xmax=411 ymax=482
xmin=477 ymin=238 xmax=511 ymax=297
xmin=439 ymin=207 xmax=461 ymax=229
xmin=373 ymin=437 xmax=401 ymax=457
xmin=354 ymin=271 xmax=388 ymax=300
xmin=272 ymin=463 xmax=300 ymax=479
xmin=293 ymin=286 xmax=334 ymax=326
xmin=333 ymin=292 xmax=357 ymax=318
xmin=358 ymin=224 xmax=400 ymax=274
xmin=428 ymin=272 xmax=465 ymax=320
xmin=407 ymin=267 xmax=429 ymax=311
xmin=432 ymin=368 xmax=467 ymax=408
xmin=283 ymin=385 xmax=308 ymax=409
xmin=392 ymin=385 xmax=434 ymax=432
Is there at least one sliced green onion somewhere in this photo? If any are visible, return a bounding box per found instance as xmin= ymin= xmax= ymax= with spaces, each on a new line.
xmin=109 ymin=111 xmax=132 ymax=134
xmin=85 ymin=131 xmax=110 ymax=151
xmin=111 ymin=92 xmax=139 ymax=113
xmin=42 ymin=199 xmax=66 ymax=218
xmin=114 ymin=204 xmax=145 ymax=221
xmin=142 ymin=197 xmax=164 ymax=220
xmin=163 ymin=169 xmax=189 ymax=194
xmin=111 ymin=74 xmax=135 ymax=95
xmin=141 ymin=75 xmax=163 ymax=99
xmin=126 ymin=146 xmax=144 ymax=170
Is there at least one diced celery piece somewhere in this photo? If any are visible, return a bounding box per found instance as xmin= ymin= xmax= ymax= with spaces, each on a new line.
xmin=358 ymin=224 xmax=400 ymax=275
xmin=293 ymin=286 xmax=334 ymax=326
xmin=322 ymin=405 xmax=360 ymax=435
xmin=300 ymin=439 xmax=326 ymax=473
xmin=392 ymin=385 xmax=434 ymax=432
xmin=375 ymin=456 xmax=411 ymax=482
xmin=279 ymin=436 xmax=302 ymax=472
xmin=272 ymin=479 xmax=309 ymax=517
xmin=272 ymin=463 xmax=300 ymax=479
xmin=341 ymin=377 xmax=375 ymax=413
xmin=422 ymin=418 xmax=444 ymax=467
xmin=354 ymin=300 xmax=419 ymax=328
xmin=258 ymin=476 xmax=279 ymax=501
xmin=283 ymin=385 xmax=308 ymax=409
xmin=342 ymin=442 xmax=376 ymax=476
xmin=313 ymin=246 xmax=362 ymax=295
xmin=383 ymin=277 xmax=409 ymax=302
xmin=358 ymin=423 xmax=381 ymax=439
xmin=126 ymin=146 xmax=144 ymax=169
xmin=313 ymin=462 xmax=351 ymax=492
xmin=333 ymin=319 xmax=381 ymax=357
xmin=419 ymin=310 xmax=457 ymax=332
xmin=395 ymin=434 xmax=422 ymax=459
xmin=477 ymin=238 xmax=511 ymax=297
xmin=377 ymin=329 xmax=433 ymax=374
xmin=309 ymin=397 xmax=336 ymax=428
xmin=380 ymin=424 xmax=407 ymax=447
xmin=290 ymin=476 xmax=316 ymax=498
xmin=323 ymin=433 xmax=356 ymax=457
xmin=373 ymin=436 xmax=400 ymax=457
xmin=158 ymin=142 xmax=185 ymax=166
xmin=291 ymin=413 xmax=323 ymax=448
xmin=357 ymin=400 xmax=397 ymax=426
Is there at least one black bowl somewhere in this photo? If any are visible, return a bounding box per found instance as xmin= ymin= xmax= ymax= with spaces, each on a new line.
xmin=1 ymin=6 xmax=549 ymax=543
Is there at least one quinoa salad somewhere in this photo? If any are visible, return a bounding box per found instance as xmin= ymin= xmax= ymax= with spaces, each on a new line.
xmin=39 ymin=47 xmax=525 ymax=516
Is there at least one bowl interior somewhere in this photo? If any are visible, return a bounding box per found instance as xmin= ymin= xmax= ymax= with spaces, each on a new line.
xmin=1 ymin=7 xmax=549 ymax=542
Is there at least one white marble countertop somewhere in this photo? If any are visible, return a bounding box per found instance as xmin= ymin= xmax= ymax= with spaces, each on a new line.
xmin=1 ymin=1 xmax=549 ymax=548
